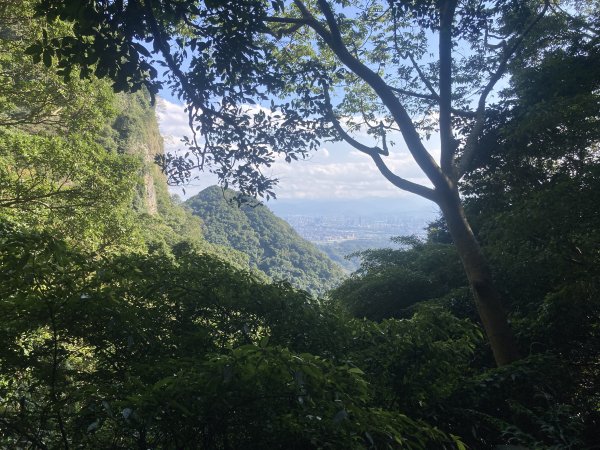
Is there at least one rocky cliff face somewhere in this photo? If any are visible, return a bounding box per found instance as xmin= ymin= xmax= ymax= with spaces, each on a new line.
xmin=114 ymin=91 xmax=165 ymax=216
xmin=143 ymin=162 xmax=159 ymax=214
xmin=138 ymin=133 xmax=162 ymax=216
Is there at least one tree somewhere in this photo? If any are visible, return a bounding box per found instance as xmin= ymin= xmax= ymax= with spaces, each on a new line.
xmin=31 ymin=0 xmax=598 ymax=365
xmin=331 ymin=236 xmax=467 ymax=321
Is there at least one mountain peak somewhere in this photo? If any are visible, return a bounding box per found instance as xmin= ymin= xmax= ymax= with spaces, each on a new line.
xmin=185 ymin=186 xmax=345 ymax=295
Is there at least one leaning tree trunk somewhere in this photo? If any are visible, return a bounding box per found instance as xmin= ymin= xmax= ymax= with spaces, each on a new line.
xmin=437 ymin=186 xmax=520 ymax=366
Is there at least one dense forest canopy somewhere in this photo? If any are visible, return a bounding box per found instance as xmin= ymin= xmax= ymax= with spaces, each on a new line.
xmin=1 ymin=0 xmax=599 ymax=448
xmin=29 ymin=0 xmax=599 ymax=366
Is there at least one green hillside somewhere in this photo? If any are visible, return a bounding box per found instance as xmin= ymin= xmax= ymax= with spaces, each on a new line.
xmin=186 ymin=186 xmax=345 ymax=294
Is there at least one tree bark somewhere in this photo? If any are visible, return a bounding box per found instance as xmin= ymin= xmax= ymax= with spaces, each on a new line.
xmin=437 ymin=186 xmax=520 ymax=366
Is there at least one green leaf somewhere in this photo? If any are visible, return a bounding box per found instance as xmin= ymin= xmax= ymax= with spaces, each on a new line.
xmin=42 ymin=50 xmax=52 ymax=67
xmin=24 ymin=44 xmax=42 ymax=55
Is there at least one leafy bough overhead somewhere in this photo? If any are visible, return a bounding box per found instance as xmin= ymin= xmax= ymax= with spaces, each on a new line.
xmin=31 ymin=0 xmax=599 ymax=366
xmin=32 ymin=0 xmax=560 ymax=198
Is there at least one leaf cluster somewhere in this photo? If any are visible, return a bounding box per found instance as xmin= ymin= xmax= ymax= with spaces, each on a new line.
xmin=0 ymin=225 xmax=460 ymax=449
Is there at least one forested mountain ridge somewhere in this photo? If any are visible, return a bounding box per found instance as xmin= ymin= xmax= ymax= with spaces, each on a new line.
xmin=104 ymin=93 xmax=263 ymax=273
xmin=186 ymin=186 xmax=345 ymax=295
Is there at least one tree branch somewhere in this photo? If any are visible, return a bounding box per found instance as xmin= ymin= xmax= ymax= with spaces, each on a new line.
xmin=315 ymin=0 xmax=343 ymax=41
xmin=407 ymin=53 xmax=439 ymax=100
xmin=145 ymin=0 xmax=257 ymax=171
xmin=457 ymin=0 xmax=550 ymax=177
xmin=439 ymin=0 xmax=458 ymax=176
xmin=370 ymin=152 xmax=438 ymax=202
xmin=265 ymin=16 xmax=308 ymax=25
xmin=550 ymin=2 xmax=600 ymax=38
xmin=143 ymin=0 xmax=202 ymax=151
xmin=321 ymin=83 xmax=436 ymax=201
xmin=323 ymin=85 xmax=387 ymax=157
xmin=389 ymin=86 xmax=437 ymax=101
xmin=388 ymin=87 xmax=476 ymax=119
xmin=295 ymin=0 xmax=447 ymax=191
xmin=264 ymin=16 xmax=309 ymax=38
xmin=0 ymin=188 xmax=84 ymax=209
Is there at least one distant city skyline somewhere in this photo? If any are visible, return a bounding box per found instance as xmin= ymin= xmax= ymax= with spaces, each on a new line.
xmin=281 ymin=212 xmax=435 ymax=244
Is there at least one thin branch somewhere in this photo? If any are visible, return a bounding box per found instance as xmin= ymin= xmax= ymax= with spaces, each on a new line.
xmin=370 ymin=153 xmax=438 ymax=202
xmin=407 ymin=53 xmax=439 ymax=100
xmin=264 ymin=16 xmax=308 ymax=25
xmin=264 ymin=16 xmax=309 ymax=38
xmin=0 ymin=188 xmax=84 ymax=209
xmin=389 ymin=86 xmax=437 ymax=101
xmin=144 ymin=0 xmax=201 ymax=151
xmin=388 ymin=87 xmax=476 ymax=119
xmin=457 ymin=0 xmax=550 ymax=177
xmin=485 ymin=40 xmax=507 ymax=50
xmin=356 ymin=97 xmax=394 ymax=135
xmin=550 ymin=2 xmax=600 ymax=38
xmin=293 ymin=0 xmax=328 ymax=36
xmin=145 ymin=0 xmax=248 ymax=169
xmin=322 ymin=84 xmax=436 ymax=201
xmin=323 ymin=85 xmax=387 ymax=156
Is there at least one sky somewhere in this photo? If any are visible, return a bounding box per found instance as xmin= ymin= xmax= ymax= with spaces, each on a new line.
xmin=156 ymin=97 xmax=441 ymax=207
xmin=149 ymin=2 xmax=492 ymax=212
xmin=149 ymin=0 xmax=520 ymax=214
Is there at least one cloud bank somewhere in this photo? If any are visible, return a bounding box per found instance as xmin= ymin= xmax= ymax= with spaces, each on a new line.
xmin=156 ymin=98 xmax=440 ymax=201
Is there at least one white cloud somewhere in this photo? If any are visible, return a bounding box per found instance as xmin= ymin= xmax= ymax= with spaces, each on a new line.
xmin=155 ymin=97 xmax=440 ymax=200
xmin=268 ymin=146 xmax=432 ymax=200
xmin=156 ymin=98 xmax=192 ymax=141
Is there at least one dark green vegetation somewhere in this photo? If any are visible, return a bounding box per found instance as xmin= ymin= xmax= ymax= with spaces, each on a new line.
xmin=332 ymin=236 xmax=466 ymax=321
xmin=0 ymin=225 xmax=459 ymax=449
xmin=33 ymin=0 xmax=600 ymax=365
xmin=319 ymin=239 xmax=402 ymax=273
xmin=2 ymin=0 xmax=600 ymax=449
xmin=186 ymin=186 xmax=345 ymax=295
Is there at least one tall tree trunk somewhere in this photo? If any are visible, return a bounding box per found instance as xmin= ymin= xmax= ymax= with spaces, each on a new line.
xmin=438 ymin=187 xmax=520 ymax=366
